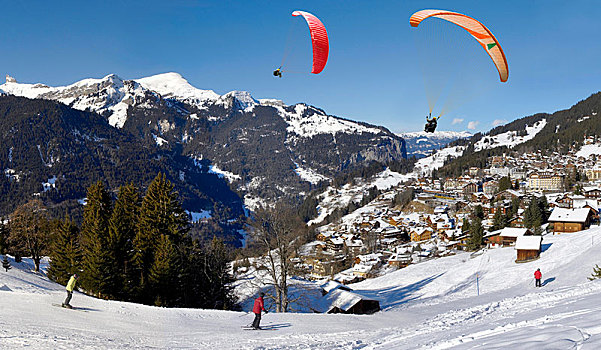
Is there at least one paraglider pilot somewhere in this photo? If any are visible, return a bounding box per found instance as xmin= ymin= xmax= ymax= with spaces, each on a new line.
xmin=273 ymin=68 xmax=282 ymax=78
xmin=424 ymin=113 xmax=438 ymax=133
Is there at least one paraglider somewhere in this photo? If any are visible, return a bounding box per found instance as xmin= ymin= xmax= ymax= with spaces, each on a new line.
xmin=424 ymin=113 xmax=438 ymax=133
xmin=410 ymin=9 xmax=508 ymax=131
xmin=274 ymin=10 xmax=329 ymax=77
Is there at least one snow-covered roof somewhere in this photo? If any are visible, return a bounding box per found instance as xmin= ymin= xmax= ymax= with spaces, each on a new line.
xmin=320 ymin=280 xmax=352 ymax=294
xmin=548 ymin=208 xmax=592 ymax=223
xmin=314 ymin=289 xmax=377 ymax=313
xmin=498 ymin=227 xmax=530 ymax=238
xmin=515 ymin=236 xmax=542 ymax=250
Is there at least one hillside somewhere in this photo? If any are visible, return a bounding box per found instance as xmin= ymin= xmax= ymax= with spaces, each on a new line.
xmin=2 ymin=227 xmax=601 ymax=348
xmin=438 ymin=92 xmax=601 ymax=177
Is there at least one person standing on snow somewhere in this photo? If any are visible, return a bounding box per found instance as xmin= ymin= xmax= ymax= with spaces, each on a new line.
xmin=534 ymin=268 xmax=542 ymax=287
xmin=62 ymin=273 xmax=78 ymax=308
xmin=251 ymin=292 xmax=268 ymax=329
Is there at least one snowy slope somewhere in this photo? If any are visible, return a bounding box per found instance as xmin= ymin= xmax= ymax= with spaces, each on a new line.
xmin=474 ymin=119 xmax=547 ymax=152
xmin=308 ymin=168 xmax=412 ymax=225
xmin=279 ymin=104 xmax=383 ymax=138
xmin=576 ymin=143 xmax=601 ymax=158
xmin=412 ymin=145 xmax=466 ymax=177
xmin=2 ymin=227 xmax=601 ymax=348
xmin=135 ymin=72 xmax=219 ymax=108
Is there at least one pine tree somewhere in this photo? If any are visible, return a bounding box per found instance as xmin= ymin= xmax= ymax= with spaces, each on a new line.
xmin=107 ymin=183 xmax=140 ymax=300
xmin=47 ymin=217 xmax=81 ymax=285
xmin=0 ymin=219 xmax=7 ymax=255
xmin=497 ymin=176 xmax=512 ymax=193
xmin=589 ymin=264 xmax=601 ymax=281
xmin=133 ymin=173 xmax=189 ymax=303
xmin=148 ymin=234 xmax=178 ymax=307
xmin=473 ymin=205 xmax=484 ymax=220
xmin=467 ymin=218 xmax=484 ymax=251
xmin=2 ymin=255 xmax=10 ymax=272
xmin=510 ymin=197 xmax=521 ymax=217
xmin=462 ymin=217 xmax=470 ymax=234
xmin=491 ymin=209 xmax=509 ymax=231
xmin=202 ymin=237 xmax=235 ymax=310
xmin=79 ymin=181 xmax=112 ymax=297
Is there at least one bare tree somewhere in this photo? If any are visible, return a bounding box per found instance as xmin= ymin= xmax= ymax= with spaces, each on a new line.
xmin=8 ymin=199 xmax=51 ymax=272
xmin=249 ymin=203 xmax=308 ymax=312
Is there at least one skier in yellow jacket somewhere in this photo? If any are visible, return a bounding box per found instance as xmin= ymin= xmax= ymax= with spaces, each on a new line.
xmin=62 ymin=273 xmax=78 ymax=309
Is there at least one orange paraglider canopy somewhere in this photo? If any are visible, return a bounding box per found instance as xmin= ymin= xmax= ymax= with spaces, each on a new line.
xmin=410 ymin=9 xmax=508 ymax=82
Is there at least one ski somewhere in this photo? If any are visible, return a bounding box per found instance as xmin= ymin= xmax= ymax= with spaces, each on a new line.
xmin=52 ymin=303 xmax=89 ymax=312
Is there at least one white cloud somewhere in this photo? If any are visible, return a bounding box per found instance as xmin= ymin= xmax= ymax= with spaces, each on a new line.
xmin=493 ymin=119 xmax=508 ymax=127
xmin=467 ymin=121 xmax=480 ymax=130
xmin=452 ymin=118 xmax=464 ymax=125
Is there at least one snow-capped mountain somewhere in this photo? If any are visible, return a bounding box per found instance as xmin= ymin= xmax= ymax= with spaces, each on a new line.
xmin=398 ymin=130 xmax=472 ymax=159
xmin=0 ymin=73 xmax=407 ymax=211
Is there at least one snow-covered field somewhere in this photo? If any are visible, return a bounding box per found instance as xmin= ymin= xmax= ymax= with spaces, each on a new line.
xmin=2 ymin=227 xmax=601 ymax=349
xmin=576 ymin=143 xmax=601 ymax=158
xmin=474 ymin=119 xmax=547 ymax=152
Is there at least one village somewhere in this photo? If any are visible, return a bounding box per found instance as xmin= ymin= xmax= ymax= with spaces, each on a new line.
xmin=299 ymin=136 xmax=601 ymax=288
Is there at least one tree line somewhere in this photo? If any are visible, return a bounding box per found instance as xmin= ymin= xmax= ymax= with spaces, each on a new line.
xmin=0 ymin=172 xmax=235 ymax=309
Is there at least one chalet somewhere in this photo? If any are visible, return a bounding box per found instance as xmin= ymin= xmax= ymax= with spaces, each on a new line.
xmin=515 ymin=235 xmax=542 ymax=263
xmin=410 ymin=227 xmax=433 ymax=242
xmin=316 ymin=231 xmax=333 ymax=242
xmin=463 ymin=182 xmax=480 ymax=199
xmin=486 ymin=227 xmax=532 ymax=248
xmin=351 ymin=264 xmax=374 ymax=278
xmin=583 ymin=187 xmax=601 ymax=199
xmin=387 ymin=253 xmax=412 ymax=268
xmin=495 ymin=189 xmax=523 ymax=202
xmin=471 ymin=192 xmax=492 ymax=204
xmin=313 ymin=289 xmax=380 ymax=314
xmin=548 ymin=208 xmax=594 ymax=233
xmin=326 ymin=237 xmax=345 ymax=252
xmin=344 ymin=239 xmax=364 ymax=257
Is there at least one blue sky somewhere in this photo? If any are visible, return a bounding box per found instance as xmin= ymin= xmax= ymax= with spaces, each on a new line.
xmin=1 ymin=1 xmax=600 ymax=133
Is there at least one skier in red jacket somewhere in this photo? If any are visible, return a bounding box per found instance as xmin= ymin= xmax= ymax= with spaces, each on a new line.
xmin=251 ymin=292 xmax=268 ymax=329
xmin=534 ymin=268 xmax=542 ymax=287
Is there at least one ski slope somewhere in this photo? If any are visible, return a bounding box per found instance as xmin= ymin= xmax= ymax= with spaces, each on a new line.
xmin=2 ymin=228 xmax=601 ymax=349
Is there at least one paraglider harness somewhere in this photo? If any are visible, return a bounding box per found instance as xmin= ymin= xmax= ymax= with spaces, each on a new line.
xmin=273 ymin=67 xmax=282 ymax=78
xmin=424 ymin=113 xmax=438 ymax=133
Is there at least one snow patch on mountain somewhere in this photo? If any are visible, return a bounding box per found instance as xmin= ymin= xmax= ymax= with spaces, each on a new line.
xmin=216 ymin=91 xmax=257 ymax=112
xmin=474 ymin=119 xmax=547 ymax=152
xmin=209 ymin=165 xmax=241 ymax=183
xmin=279 ymin=104 xmax=383 ymax=138
xmin=294 ymin=163 xmax=330 ymax=184
xmin=412 ymin=145 xmax=466 ymax=176
xmin=135 ymin=72 xmax=219 ymax=108
xmin=576 ymin=143 xmax=601 ymax=158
